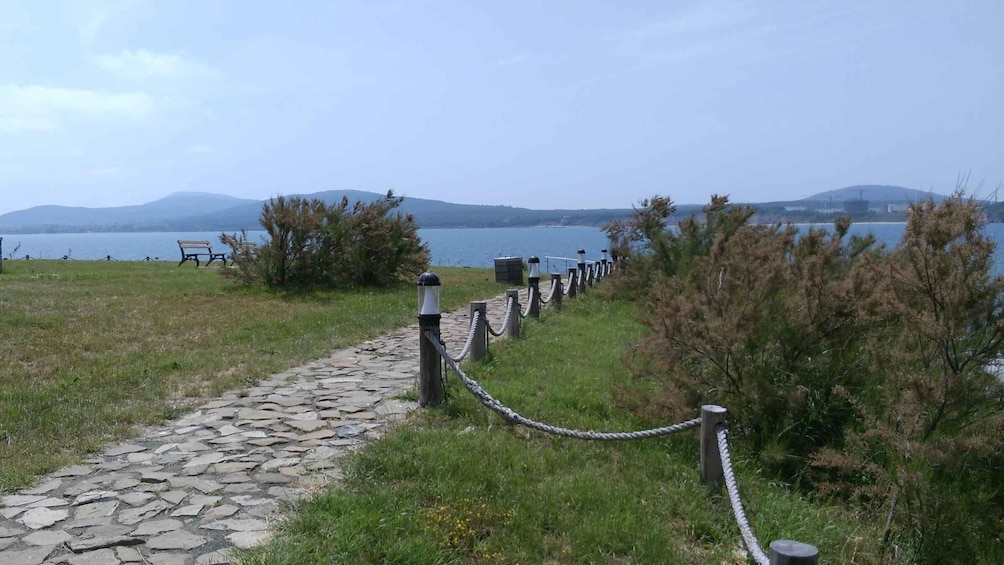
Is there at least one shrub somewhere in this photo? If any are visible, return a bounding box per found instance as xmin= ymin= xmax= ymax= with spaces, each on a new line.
xmin=612 ymin=192 xmax=1004 ymax=562
xmin=221 ymin=191 xmax=429 ymax=288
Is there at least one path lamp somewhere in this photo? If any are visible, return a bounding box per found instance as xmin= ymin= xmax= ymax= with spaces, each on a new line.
xmin=417 ymin=272 xmax=443 ymax=407
xmin=527 ymin=256 xmax=541 ymax=319
xmin=577 ymin=249 xmax=587 ymax=293
xmin=601 ymin=249 xmax=609 ymax=276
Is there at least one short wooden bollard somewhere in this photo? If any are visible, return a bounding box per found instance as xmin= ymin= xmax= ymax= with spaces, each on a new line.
xmin=505 ymin=290 xmax=520 ymax=338
xmin=470 ymin=301 xmax=488 ymax=362
xmin=528 ymin=283 xmax=540 ymax=319
xmin=567 ymin=268 xmax=577 ymax=298
xmin=418 ymin=314 xmax=443 ymax=407
xmin=577 ymin=264 xmax=587 ymax=294
xmin=700 ymin=405 xmax=727 ymax=485
xmin=0 ymin=237 xmax=4 ymax=275
xmin=769 ymin=540 xmax=819 ymax=564
xmin=550 ymin=273 xmax=562 ymax=310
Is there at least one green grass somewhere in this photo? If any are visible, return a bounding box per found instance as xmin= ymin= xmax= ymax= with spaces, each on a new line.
xmin=241 ymin=296 xmax=881 ymax=564
xmin=0 ymin=260 xmax=503 ymax=493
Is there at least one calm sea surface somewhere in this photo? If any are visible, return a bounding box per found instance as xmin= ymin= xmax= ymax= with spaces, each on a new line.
xmin=4 ymin=224 xmax=1004 ymax=274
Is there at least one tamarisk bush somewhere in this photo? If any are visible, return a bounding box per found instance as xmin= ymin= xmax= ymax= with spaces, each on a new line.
xmin=607 ymin=192 xmax=1004 ymax=563
xmin=221 ymin=191 xmax=429 ymax=288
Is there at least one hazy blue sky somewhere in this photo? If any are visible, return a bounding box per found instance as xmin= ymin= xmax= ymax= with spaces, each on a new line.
xmin=1 ymin=0 xmax=1001 ymax=214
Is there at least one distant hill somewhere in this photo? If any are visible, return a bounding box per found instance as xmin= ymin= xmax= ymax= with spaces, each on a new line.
xmin=805 ymin=185 xmax=945 ymax=203
xmin=0 ymin=192 xmax=260 ymax=230
xmin=0 ymin=190 xmax=634 ymax=233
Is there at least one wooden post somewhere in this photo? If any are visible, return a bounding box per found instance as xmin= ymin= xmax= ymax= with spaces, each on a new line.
xmin=567 ymin=268 xmax=577 ymax=298
xmin=769 ymin=540 xmax=819 ymax=565
xmin=418 ymin=313 xmax=442 ymax=407
xmin=551 ymin=273 xmax=562 ymax=311
xmin=528 ymin=279 xmax=540 ymax=319
xmin=470 ymin=301 xmax=488 ymax=362
xmin=700 ymin=405 xmax=727 ymax=485
xmin=505 ymin=290 xmax=520 ymax=338
xmin=577 ymin=264 xmax=586 ymax=294
xmin=0 ymin=237 xmax=4 ymax=275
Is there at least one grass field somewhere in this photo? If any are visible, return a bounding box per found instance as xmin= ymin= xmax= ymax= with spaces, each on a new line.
xmin=240 ymin=296 xmax=879 ymax=565
xmin=0 ymin=260 xmax=503 ymax=493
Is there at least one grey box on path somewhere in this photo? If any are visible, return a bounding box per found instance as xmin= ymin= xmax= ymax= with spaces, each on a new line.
xmin=494 ymin=257 xmax=523 ymax=285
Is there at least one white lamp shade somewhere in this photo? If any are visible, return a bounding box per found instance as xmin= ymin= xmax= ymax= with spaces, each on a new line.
xmin=418 ymin=286 xmax=440 ymax=315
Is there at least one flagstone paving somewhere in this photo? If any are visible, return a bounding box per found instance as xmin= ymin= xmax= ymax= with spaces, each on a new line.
xmin=0 ymin=288 xmax=532 ymax=565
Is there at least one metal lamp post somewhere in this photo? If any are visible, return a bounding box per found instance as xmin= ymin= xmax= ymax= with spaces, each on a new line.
xmin=527 ymin=256 xmax=540 ymax=318
xmin=417 ymin=272 xmax=443 ymax=407
xmin=577 ymin=249 xmax=587 ymax=293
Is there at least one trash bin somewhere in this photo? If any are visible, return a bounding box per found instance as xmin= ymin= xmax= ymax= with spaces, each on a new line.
xmin=494 ymin=256 xmax=523 ymax=285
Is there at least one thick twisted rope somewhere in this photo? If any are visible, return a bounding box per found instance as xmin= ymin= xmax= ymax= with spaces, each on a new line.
xmin=487 ymin=297 xmax=514 ymax=337
xmin=540 ymin=279 xmax=558 ymax=304
xmin=520 ymin=286 xmax=535 ymax=318
xmin=425 ymin=331 xmax=701 ymax=440
xmin=450 ymin=309 xmax=481 ymax=362
xmin=717 ymin=426 xmax=769 ymax=565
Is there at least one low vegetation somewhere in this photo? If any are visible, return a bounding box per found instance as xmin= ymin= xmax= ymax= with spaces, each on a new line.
xmin=221 ymin=190 xmax=428 ymax=287
xmin=605 ymin=192 xmax=1004 ymax=563
xmin=0 ymin=261 xmax=500 ymax=493
xmin=241 ymin=296 xmax=874 ymax=564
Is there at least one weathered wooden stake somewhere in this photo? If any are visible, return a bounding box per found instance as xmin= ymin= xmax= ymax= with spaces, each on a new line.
xmin=418 ymin=314 xmax=442 ymax=407
xmin=769 ymin=540 xmax=819 ymax=565
xmin=470 ymin=301 xmax=488 ymax=362
xmin=700 ymin=405 xmax=727 ymax=485
xmin=567 ymin=268 xmax=577 ymax=298
xmin=0 ymin=237 xmax=4 ymax=275
xmin=550 ymin=273 xmax=562 ymax=310
xmin=505 ymin=289 xmax=520 ymax=338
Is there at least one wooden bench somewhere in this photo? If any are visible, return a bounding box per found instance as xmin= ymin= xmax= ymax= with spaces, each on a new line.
xmin=177 ymin=240 xmax=227 ymax=267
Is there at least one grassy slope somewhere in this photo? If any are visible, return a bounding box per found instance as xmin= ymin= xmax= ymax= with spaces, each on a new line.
xmin=0 ymin=260 xmax=502 ymax=492
xmin=242 ymin=296 xmax=878 ymax=565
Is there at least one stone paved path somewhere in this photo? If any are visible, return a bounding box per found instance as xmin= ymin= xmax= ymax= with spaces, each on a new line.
xmin=0 ymin=289 xmax=531 ymax=565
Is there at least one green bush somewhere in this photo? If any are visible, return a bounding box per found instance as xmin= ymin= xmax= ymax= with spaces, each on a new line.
xmin=221 ymin=191 xmax=428 ymax=288
xmin=610 ymin=193 xmax=1004 ymax=562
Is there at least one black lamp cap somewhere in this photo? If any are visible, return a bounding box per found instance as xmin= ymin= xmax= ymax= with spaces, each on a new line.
xmin=528 ymin=256 xmax=540 ymax=264
xmin=417 ymin=272 xmax=441 ymax=286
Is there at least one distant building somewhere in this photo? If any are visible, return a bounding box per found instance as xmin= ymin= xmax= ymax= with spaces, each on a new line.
xmin=843 ymin=199 xmax=869 ymax=214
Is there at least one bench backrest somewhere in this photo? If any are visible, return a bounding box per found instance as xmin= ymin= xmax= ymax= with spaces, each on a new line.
xmin=178 ymin=240 xmax=213 ymax=251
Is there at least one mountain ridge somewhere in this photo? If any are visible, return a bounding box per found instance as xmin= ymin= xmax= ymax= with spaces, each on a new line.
xmin=0 ymin=185 xmax=957 ymax=234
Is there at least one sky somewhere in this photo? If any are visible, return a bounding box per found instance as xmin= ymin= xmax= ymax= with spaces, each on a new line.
xmin=0 ymin=0 xmax=1002 ymax=215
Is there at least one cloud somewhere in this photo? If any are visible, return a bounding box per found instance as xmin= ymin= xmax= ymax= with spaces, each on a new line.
xmin=60 ymin=0 xmax=147 ymax=46
xmin=95 ymin=49 xmax=222 ymax=81
xmin=497 ymin=54 xmax=532 ymax=67
xmin=618 ymin=1 xmax=752 ymax=41
xmin=0 ymin=84 xmax=156 ymax=132
xmin=89 ymin=166 xmax=126 ymax=179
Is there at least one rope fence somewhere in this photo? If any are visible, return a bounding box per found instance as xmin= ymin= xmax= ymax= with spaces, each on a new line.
xmin=448 ymin=309 xmax=482 ymax=362
xmin=414 ymin=252 xmax=819 ymax=564
xmin=718 ymin=425 xmax=770 ymax=565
